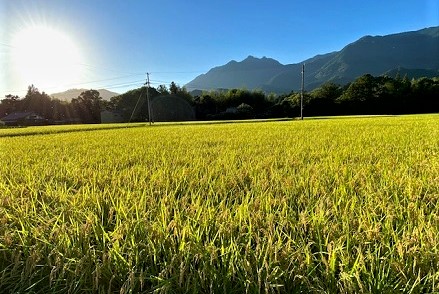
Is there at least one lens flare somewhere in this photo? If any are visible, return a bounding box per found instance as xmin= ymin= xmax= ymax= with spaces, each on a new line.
xmin=11 ymin=25 xmax=82 ymax=91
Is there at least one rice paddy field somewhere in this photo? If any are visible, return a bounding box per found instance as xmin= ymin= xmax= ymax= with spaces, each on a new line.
xmin=0 ymin=114 xmax=438 ymax=293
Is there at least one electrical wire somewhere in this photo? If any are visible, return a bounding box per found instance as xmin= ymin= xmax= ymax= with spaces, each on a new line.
xmin=0 ymin=40 xmax=209 ymax=95
xmin=78 ymin=63 xmax=146 ymax=76
xmin=2 ymin=76 xmax=147 ymax=95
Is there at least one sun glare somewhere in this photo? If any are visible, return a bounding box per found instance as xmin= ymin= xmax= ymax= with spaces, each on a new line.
xmin=11 ymin=25 xmax=82 ymax=91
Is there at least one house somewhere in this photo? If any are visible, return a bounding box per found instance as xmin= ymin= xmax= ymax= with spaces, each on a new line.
xmin=225 ymin=107 xmax=238 ymax=114
xmin=0 ymin=112 xmax=47 ymax=126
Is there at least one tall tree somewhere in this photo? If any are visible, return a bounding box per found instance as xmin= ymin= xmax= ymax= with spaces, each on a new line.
xmin=71 ymin=90 xmax=102 ymax=123
xmin=169 ymin=82 xmax=179 ymax=95
xmin=22 ymin=85 xmax=53 ymax=119
xmin=157 ymin=85 xmax=170 ymax=95
xmin=0 ymin=95 xmax=20 ymax=117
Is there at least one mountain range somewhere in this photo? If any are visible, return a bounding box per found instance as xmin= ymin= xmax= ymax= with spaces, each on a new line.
xmin=50 ymin=88 xmax=119 ymax=101
xmin=185 ymin=26 xmax=439 ymax=93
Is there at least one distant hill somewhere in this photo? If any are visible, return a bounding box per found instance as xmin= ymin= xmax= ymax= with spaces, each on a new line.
xmin=185 ymin=26 xmax=439 ymax=93
xmin=50 ymin=89 xmax=119 ymax=101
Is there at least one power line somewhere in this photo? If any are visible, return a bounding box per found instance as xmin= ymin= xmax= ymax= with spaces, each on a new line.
xmin=149 ymin=79 xmax=173 ymax=84
xmin=2 ymin=75 xmax=146 ymax=95
xmin=78 ymin=63 xmax=146 ymax=76
xmin=97 ymin=80 xmax=146 ymax=90
xmin=0 ymin=40 xmax=215 ymax=78
xmin=2 ymin=75 xmax=195 ymax=94
xmin=56 ymin=74 xmax=145 ymax=89
xmin=0 ymin=40 xmax=210 ymax=94
xmin=150 ymin=70 xmax=206 ymax=74
xmin=0 ymin=40 xmax=146 ymax=75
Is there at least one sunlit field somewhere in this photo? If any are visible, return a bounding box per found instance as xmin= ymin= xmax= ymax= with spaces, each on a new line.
xmin=1 ymin=115 xmax=438 ymax=293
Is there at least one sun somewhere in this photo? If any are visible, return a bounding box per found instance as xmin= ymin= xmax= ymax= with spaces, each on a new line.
xmin=11 ymin=25 xmax=83 ymax=91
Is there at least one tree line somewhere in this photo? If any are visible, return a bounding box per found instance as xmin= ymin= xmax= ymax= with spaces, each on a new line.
xmin=194 ymin=74 xmax=439 ymax=119
xmin=0 ymin=82 xmax=193 ymax=124
xmin=0 ymin=85 xmax=104 ymax=124
xmin=1 ymin=75 xmax=438 ymax=125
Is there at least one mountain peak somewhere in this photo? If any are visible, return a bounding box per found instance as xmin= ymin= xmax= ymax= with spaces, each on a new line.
xmin=243 ymin=55 xmax=257 ymax=61
xmin=242 ymin=55 xmax=281 ymax=64
xmin=50 ymin=88 xmax=119 ymax=101
xmin=186 ymin=26 xmax=439 ymax=93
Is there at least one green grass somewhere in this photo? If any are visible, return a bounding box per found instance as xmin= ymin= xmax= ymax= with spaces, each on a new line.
xmin=1 ymin=114 xmax=438 ymax=293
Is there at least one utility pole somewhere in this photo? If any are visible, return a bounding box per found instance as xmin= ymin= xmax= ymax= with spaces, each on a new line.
xmin=146 ymin=72 xmax=152 ymax=125
xmin=301 ymin=64 xmax=305 ymax=120
xmin=129 ymin=72 xmax=152 ymax=124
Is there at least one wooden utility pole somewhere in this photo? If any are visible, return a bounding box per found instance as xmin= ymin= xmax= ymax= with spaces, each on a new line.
xmin=146 ymin=72 xmax=152 ymax=125
xmin=129 ymin=72 xmax=152 ymax=124
xmin=301 ymin=64 xmax=304 ymax=120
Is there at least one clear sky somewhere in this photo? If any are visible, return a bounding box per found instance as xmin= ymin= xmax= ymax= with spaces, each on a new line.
xmin=1 ymin=0 xmax=438 ymax=97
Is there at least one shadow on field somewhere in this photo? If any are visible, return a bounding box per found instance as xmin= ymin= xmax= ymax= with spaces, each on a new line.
xmin=147 ymin=118 xmax=292 ymax=128
xmin=0 ymin=124 xmax=148 ymax=138
xmin=0 ymin=119 xmax=294 ymax=138
xmin=302 ymin=114 xmax=398 ymax=120
xmin=0 ymin=115 xmax=408 ymax=138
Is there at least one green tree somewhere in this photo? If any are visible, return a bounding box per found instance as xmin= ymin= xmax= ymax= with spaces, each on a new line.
xmin=338 ymin=74 xmax=377 ymax=103
xmin=157 ymin=85 xmax=170 ymax=95
xmin=0 ymin=94 xmax=20 ymax=117
xmin=308 ymin=82 xmax=342 ymax=115
xmin=169 ymin=82 xmax=179 ymax=95
xmin=337 ymin=74 xmax=380 ymax=114
xmin=194 ymin=94 xmax=217 ymax=119
xmin=109 ymin=86 xmax=160 ymax=121
xmin=168 ymin=82 xmax=193 ymax=104
xmin=71 ymin=90 xmax=102 ymax=123
xmin=237 ymin=103 xmax=254 ymax=118
xmin=311 ymin=82 xmax=343 ymax=101
xmin=22 ymin=85 xmax=53 ymax=119
xmin=410 ymin=77 xmax=439 ymax=113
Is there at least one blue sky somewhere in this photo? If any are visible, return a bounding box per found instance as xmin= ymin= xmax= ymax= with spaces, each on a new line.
xmin=1 ymin=0 xmax=438 ymax=97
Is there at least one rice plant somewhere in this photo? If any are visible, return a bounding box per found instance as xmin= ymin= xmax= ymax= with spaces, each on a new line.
xmin=0 ymin=114 xmax=438 ymax=293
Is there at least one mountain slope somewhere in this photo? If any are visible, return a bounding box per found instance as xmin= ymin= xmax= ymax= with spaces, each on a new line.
xmin=315 ymin=27 xmax=439 ymax=80
xmin=187 ymin=56 xmax=285 ymax=90
xmin=186 ymin=26 xmax=439 ymax=93
xmin=266 ymin=52 xmax=338 ymax=92
xmin=50 ymin=89 xmax=119 ymax=101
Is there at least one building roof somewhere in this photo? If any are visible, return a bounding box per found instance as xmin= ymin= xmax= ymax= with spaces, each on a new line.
xmin=1 ymin=112 xmax=32 ymax=121
xmin=0 ymin=112 xmax=43 ymax=121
